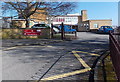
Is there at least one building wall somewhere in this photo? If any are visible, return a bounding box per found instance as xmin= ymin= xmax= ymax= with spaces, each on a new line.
xmin=52 ymin=16 xmax=79 ymax=25
xmin=48 ymin=10 xmax=112 ymax=32
xmin=89 ymin=20 xmax=112 ymax=30
xmin=12 ymin=9 xmax=47 ymax=28
xmin=78 ymin=20 xmax=89 ymax=31
xmin=15 ymin=9 xmax=112 ymax=30
xmin=12 ymin=20 xmax=34 ymax=28
xmin=78 ymin=20 xmax=112 ymax=31
xmin=81 ymin=10 xmax=87 ymax=22
xmin=30 ymin=9 xmax=47 ymax=24
xmin=77 ymin=10 xmax=112 ymax=31
xmin=77 ymin=10 xmax=89 ymax=31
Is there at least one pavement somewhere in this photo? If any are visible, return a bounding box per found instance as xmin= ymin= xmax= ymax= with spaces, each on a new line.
xmin=2 ymin=32 xmax=109 ymax=81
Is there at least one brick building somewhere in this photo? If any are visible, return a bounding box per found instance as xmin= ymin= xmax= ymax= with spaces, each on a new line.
xmin=77 ymin=10 xmax=112 ymax=31
xmin=11 ymin=9 xmax=112 ymax=30
xmin=30 ymin=8 xmax=47 ymax=24
xmin=12 ymin=8 xmax=47 ymax=28
xmin=52 ymin=10 xmax=112 ymax=31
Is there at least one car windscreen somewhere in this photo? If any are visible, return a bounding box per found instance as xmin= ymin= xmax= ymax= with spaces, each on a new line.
xmin=53 ymin=26 xmax=60 ymax=30
xmin=104 ymin=26 xmax=112 ymax=28
xmin=34 ymin=24 xmax=45 ymax=27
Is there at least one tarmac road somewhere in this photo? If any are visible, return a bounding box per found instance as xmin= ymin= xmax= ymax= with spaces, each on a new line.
xmin=2 ymin=32 xmax=109 ymax=81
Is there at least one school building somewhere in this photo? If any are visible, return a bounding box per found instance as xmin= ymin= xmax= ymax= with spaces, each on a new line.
xmin=52 ymin=10 xmax=112 ymax=31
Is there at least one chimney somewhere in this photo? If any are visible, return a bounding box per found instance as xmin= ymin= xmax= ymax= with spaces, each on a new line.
xmin=81 ymin=10 xmax=87 ymax=21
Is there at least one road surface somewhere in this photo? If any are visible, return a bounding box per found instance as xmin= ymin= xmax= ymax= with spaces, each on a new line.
xmin=2 ymin=32 xmax=109 ymax=81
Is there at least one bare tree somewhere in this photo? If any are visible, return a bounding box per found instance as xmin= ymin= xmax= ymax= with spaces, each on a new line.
xmin=2 ymin=1 xmax=77 ymax=28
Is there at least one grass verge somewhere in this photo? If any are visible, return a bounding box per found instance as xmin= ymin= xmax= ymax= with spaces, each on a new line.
xmin=97 ymin=55 xmax=117 ymax=81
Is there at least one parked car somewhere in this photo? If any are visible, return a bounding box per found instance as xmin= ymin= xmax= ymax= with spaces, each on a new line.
xmin=58 ymin=25 xmax=76 ymax=33
xmin=52 ymin=25 xmax=60 ymax=33
xmin=31 ymin=24 xmax=60 ymax=33
xmin=31 ymin=24 xmax=50 ymax=28
xmin=98 ymin=26 xmax=114 ymax=33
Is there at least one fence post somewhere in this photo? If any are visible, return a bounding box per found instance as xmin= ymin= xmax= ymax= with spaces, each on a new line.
xmin=75 ymin=31 xmax=77 ymax=38
xmin=51 ymin=23 xmax=54 ymax=38
xmin=61 ymin=22 xmax=65 ymax=40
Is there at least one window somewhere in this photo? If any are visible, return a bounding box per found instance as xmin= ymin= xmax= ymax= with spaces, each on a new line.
xmin=81 ymin=24 xmax=83 ymax=26
xmin=94 ymin=24 xmax=98 ymax=28
xmin=56 ymin=18 xmax=58 ymax=22
xmin=58 ymin=18 xmax=61 ymax=22
xmin=65 ymin=18 xmax=68 ymax=22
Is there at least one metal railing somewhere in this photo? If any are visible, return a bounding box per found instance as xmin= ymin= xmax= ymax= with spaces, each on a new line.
xmin=51 ymin=23 xmax=77 ymax=40
xmin=109 ymin=29 xmax=120 ymax=81
xmin=89 ymin=50 xmax=109 ymax=82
